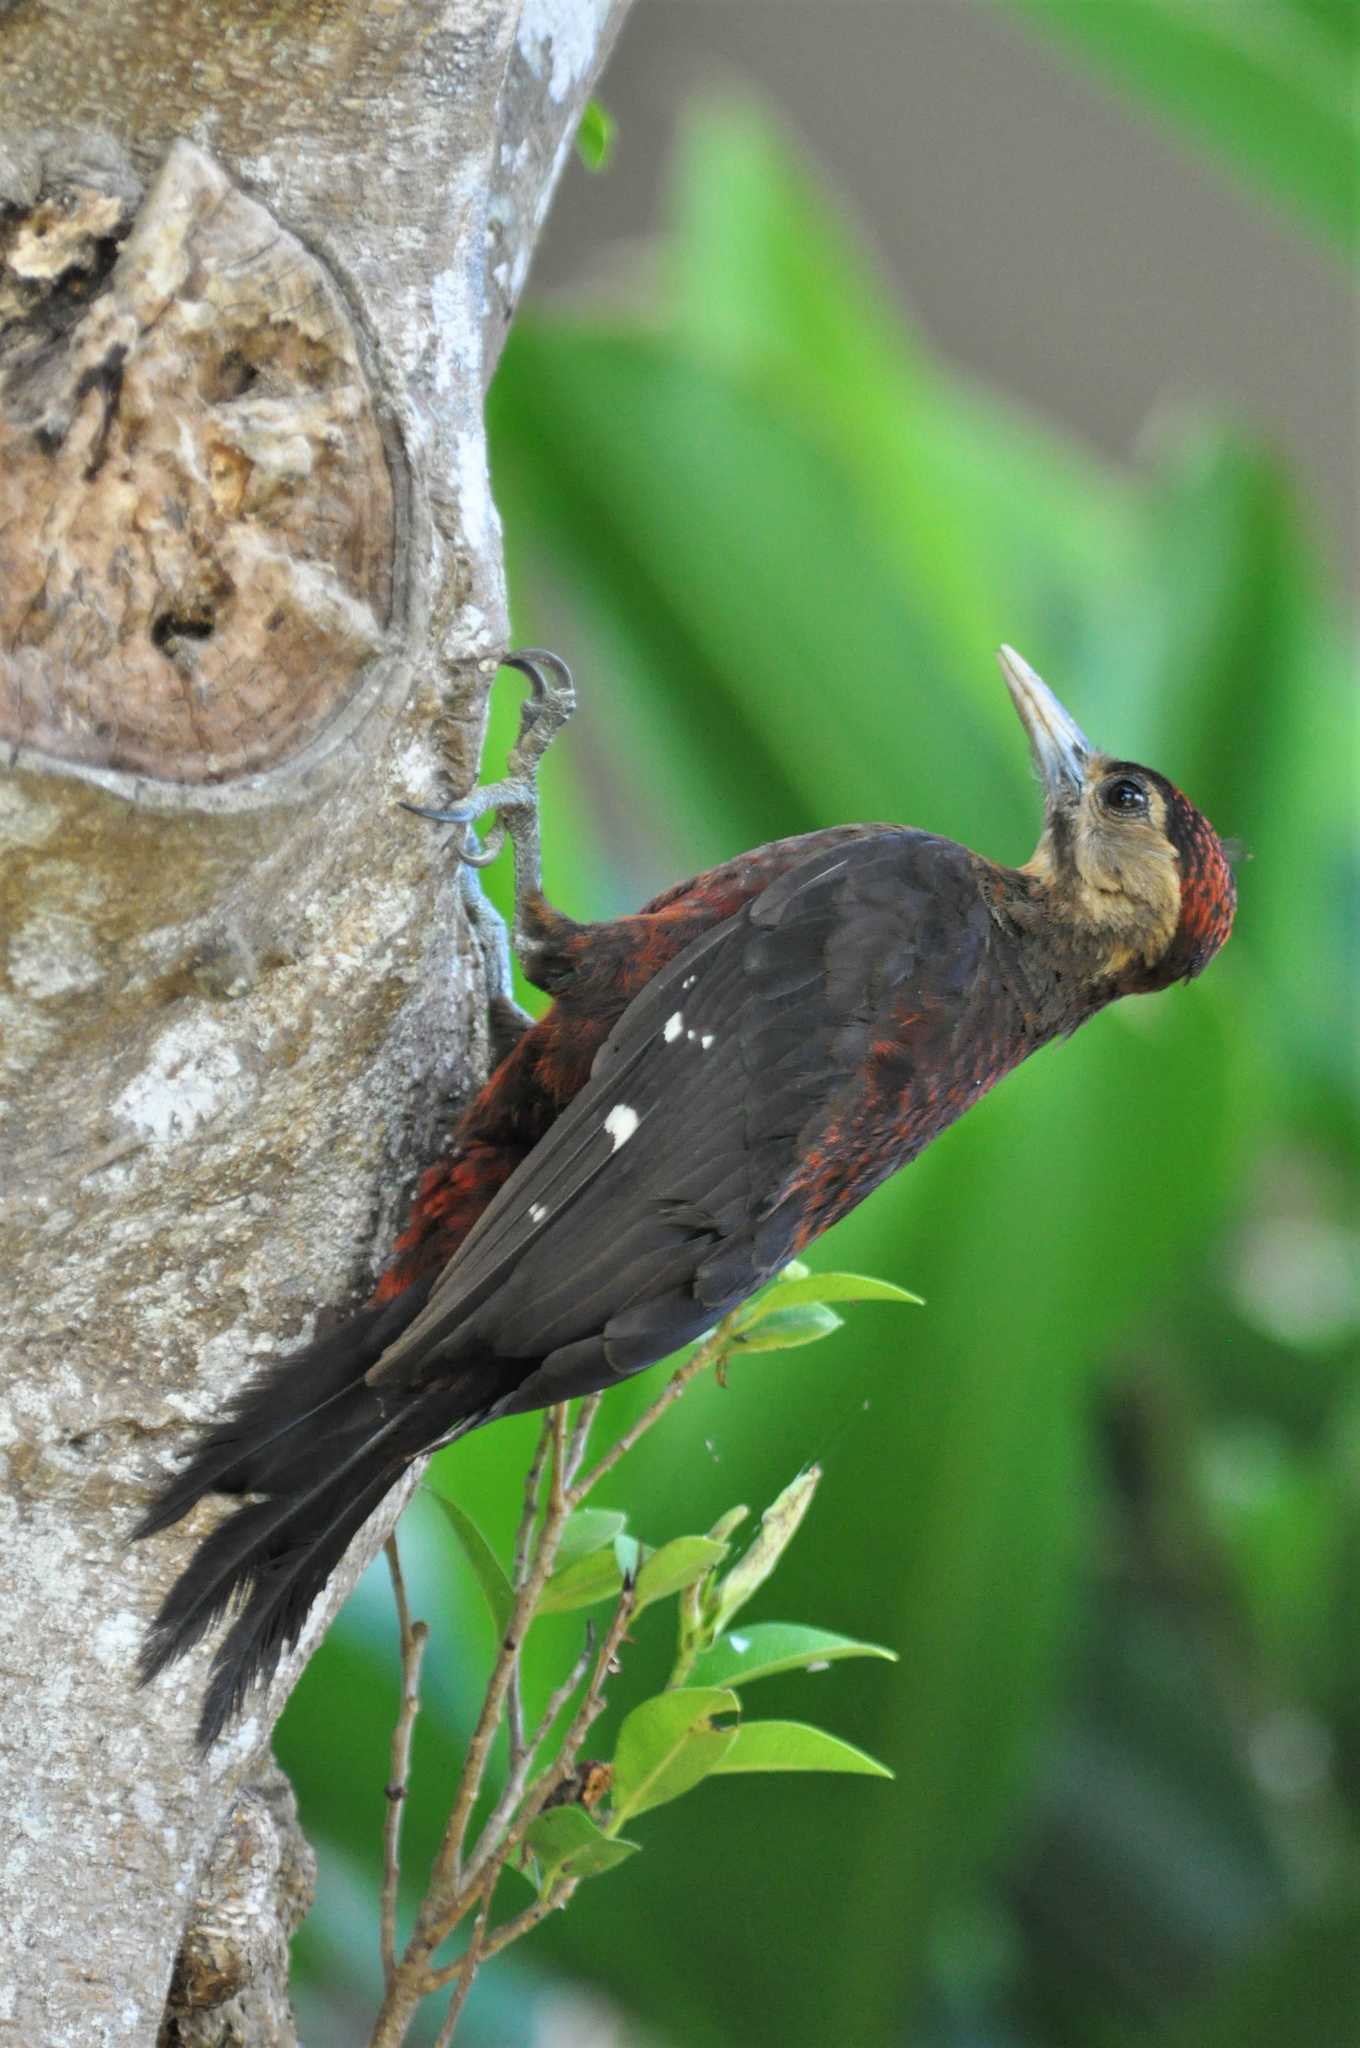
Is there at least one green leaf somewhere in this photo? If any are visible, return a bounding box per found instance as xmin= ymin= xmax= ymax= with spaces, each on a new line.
xmin=743 ymin=1271 xmax=924 ymax=1317
xmin=609 ymin=1688 xmax=739 ymax=1821
xmin=576 ymin=98 xmax=616 ymax=173
xmin=553 ymin=1507 xmax=629 ymax=1573
xmin=428 ymin=1492 xmax=513 ymax=1638
xmin=710 ymin=1468 xmax=821 ymax=1634
xmin=732 ymin=1303 xmax=844 ymax=1352
xmin=537 ymin=1533 xmax=641 ymax=1616
xmin=711 ymin=1720 xmax=893 ymax=1779
xmin=523 ymin=1805 xmax=639 ymax=1891
xmin=634 ymin=1536 xmax=729 ymax=1612
xmin=707 ymin=1504 xmax=750 ymax=1545
xmin=689 ymin=1623 xmax=898 ymax=1690
xmin=997 ymin=0 xmax=1360 ymax=260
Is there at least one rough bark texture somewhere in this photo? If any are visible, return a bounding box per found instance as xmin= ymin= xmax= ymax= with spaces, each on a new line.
xmin=0 ymin=3 xmax=629 ymax=2042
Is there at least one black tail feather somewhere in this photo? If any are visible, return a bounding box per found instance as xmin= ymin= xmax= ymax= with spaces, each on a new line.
xmin=133 ymin=1290 xmax=428 ymax=1542
xmin=134 ymin=1283 xmax=505 ymax=1748
xmin=195 ymin=1463 xmax=409 ymax=1746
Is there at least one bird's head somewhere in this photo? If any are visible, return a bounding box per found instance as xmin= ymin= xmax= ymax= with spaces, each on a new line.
xmin=999 ymin=645 xmax=1237 ymax=993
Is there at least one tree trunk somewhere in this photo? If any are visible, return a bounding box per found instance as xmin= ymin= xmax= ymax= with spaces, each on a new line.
xmin=0 ymin=3 xmax=629 ymax=2040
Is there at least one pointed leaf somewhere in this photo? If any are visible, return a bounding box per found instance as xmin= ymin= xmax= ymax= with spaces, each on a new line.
xmin=732 ymin=1303 xmax=844 ymax=1352
xmin=429 ymin=1493 xmax=513 ymax=1638
xmin=707 ymin=1505 xmax=750 ymax=1545
xmin=538 ymin=1533 xmax=641 ymax=1616
xmin=689 ymin=1623 xmax=898 ymax=1690
xmin=634 ymin=1536 xmax=729 ymax=1612
xmin=554 ymin=1508 xmax=629 ymax=1573
xmin=756 ymin=1271 xmax=924 ymax=1311
xmin=711 ymin=1720 xmax=893 ymax=1779
xmin=710 ymin=1467 xmax=821 ymax=1633
xmin=523 ymin=1805 xmax=639 ymax=1891
xmin=610 ymin=1688 xmax=739 ymax=1821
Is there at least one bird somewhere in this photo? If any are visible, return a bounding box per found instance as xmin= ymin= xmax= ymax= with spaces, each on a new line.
xmin=136 ymin=646 xmax=1237 ymax=1745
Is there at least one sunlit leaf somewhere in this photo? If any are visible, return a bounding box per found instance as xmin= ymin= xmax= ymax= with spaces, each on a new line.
xmin=524 ymin=1805 xmax=639 ymax=1892
xmin=537 ymin=1534 xmax=641 ymax=1616
xmin=740 ymin=1271 xmax=924 ymax=1319
xmin=689 ymin=1623 xmax=898 ymax=1690
xmin=711 ymin=1721 xmax=893 ymax=1779
xmin=554 ymin=1507 xmax=629 ymax=1573
xmin=732 ymin=1303 xmax=844 ymax=1352
xmin=610 ymin=1688 xmax=740 ymax=1821
xmin=634 ymin=1536 xmax=729 ymax=1612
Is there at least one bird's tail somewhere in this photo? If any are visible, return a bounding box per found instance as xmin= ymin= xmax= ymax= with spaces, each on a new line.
xmin=135 ymin=1288 xmax=483 ymax=1747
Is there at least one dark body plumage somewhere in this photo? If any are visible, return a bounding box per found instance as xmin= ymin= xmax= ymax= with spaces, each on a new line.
xmin=138 ymin=653 xmax=1237 ymax=1744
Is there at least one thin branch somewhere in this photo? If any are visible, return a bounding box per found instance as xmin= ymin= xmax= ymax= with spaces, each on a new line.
xmin=564 ymin=1392 xmax=601 ymax=1485
xmin=424 ymin=1408 xmax=575 ymax=1901
xmin=427 ymin=1877 xmax=576 ymax=1994
xmin=430 ymin=1896 xmax=492 ymax=2048
xmin=461 ymin=1624 xmax=596 ymax=1895
xmin=569 ymin=1333 xmax=722 ymax=1506
xmin=512 ymin=1416 xmax=553 ymax=1588
xmin=547 ymin=1402 xmax=570 ymax=1513
xmin=506 ymin=1415 xmax=553 ymax=1769
xmin=496 ymin=1577 xmax=638 ymax=1867
xmin=381 ymin=1535 xmax=429 ymax=1988
xmin=374 ymin=1327 xmax=729 ymax=2044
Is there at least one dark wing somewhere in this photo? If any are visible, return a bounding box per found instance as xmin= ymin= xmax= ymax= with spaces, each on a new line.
xmin=369 ymin=829 xmax=978 ymax=1418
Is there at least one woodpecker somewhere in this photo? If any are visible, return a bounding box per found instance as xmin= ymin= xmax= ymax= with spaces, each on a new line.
xmin=137 ymin=647 xmax=1237 ymax=1745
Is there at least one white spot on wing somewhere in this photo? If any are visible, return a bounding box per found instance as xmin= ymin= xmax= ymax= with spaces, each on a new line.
xmin=529 ymin=1201 xmax=548 ymax=1224
xmin=664 ymin=1011 xmax=683 ymax=1042
xmin=701 ymin=1034 xmax=715 ymax=1050
xmin=605 ymin=1104 xmax=639 ymax=1150
xmin=683 ymin=974 xmax=697 ymax=990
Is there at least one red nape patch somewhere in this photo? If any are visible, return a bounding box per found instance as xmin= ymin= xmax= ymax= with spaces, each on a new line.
xmin=1168 ymin=788 xmax=1237 ymax=979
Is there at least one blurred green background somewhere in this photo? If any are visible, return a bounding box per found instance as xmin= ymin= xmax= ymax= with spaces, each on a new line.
xmin=280 ymin=3 xmax=1358 ymax=2042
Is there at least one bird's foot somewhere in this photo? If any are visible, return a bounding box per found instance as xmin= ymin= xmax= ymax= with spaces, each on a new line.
xmin=404 ymin=649 xmax=577 ymax=986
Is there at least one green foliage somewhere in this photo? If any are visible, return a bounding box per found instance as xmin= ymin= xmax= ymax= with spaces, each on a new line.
xmin=995 ymin=0 xmax=1360 ymax=260
xmin=575 ymin=98 xmax=616 ymax=174
xmin=689 ymin=1623 xmax=897 ymax=1690
xmin=428 ymin=1490 xmax=513 ymax=1636
xmin=710 ymin=1721 xmax=894 ymax=1780
xmin=608 ymin=1688 xmax=740 ymax=1821
xmin=281 ymin=58 xmax=1356 ymax=2048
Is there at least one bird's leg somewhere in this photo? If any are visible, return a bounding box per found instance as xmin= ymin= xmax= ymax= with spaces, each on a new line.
xmin=403 ymin=649 xmax=579 ymax=996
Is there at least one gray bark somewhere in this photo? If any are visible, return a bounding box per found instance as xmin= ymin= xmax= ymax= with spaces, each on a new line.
xmin=0 ymin=4 xmax=629 ymax=2042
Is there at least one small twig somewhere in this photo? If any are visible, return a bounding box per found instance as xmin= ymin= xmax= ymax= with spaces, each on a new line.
xmin=461 ymin=1624 xmax=596 ymax=1895
xmin=497 ymin=1578 xmax=638 ymax=1865
xmin=547 ymin=1402 xmax=570 ymax=1513
xmin=424 ymin=1410 xmax=575 ymax=1901
xmin=381 ymin=1536 xmax=429 ymax=1988
xmin=506 ymin=1416 xmax=553 ymax=1768
xmin=372 ymin=1330 xmax=729 ymax=2044
xmin=564 ymin=1393 xmax=601 ymax=1485
xmin=430 ymin=1896 xmax=492 ymax=2048
xmin=427 ymin=1874 xmax=576 ymax=1995
xmin=511 ymin=1418 xmax=552 ymax=1589
xmin=569 ymin=1334 xmax=723 ymax=1507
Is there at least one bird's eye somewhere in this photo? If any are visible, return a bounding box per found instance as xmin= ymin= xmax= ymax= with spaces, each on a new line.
xmin=1101 ymin=777 xmax=1149 ymax=817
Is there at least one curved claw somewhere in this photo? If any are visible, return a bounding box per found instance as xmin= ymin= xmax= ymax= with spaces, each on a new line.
xmin=461 ymin=823 xmax=505 ymax=868
xmin=398 ymin=799 xmax=474 ymax=826
xmin=502 ymin=647 xmax=575 ymax=709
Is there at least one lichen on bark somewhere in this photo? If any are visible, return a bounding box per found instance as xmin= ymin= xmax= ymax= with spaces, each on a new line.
xmin=0 ymin=3 xmax=631 ymax=2042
